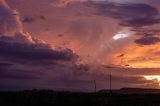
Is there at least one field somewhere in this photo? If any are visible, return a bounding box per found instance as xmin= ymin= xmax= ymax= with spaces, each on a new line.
xmin=0 ymin=90 xmax=160 ymax=106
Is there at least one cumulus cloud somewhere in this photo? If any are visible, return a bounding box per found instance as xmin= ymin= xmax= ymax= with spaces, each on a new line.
xmin=0 ymin=0 xmax=23 ymax=36
xmin=0 ymin=0 xmax=87 ymax=92
xmin=0 ymin=0 xmax=78 ymax=64
xmin=0 ymin=0 xmax=80 ymax=90
xmin=0 ymin=35 xmax=78 ymax=65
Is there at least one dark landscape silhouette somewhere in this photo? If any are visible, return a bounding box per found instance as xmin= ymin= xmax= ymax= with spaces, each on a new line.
xmin=1 ymin=88 xmax=160 ymax=106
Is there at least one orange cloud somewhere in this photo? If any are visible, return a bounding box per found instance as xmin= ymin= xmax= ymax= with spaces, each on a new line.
xmin=115 ymin=43 xmax=160 ymax=68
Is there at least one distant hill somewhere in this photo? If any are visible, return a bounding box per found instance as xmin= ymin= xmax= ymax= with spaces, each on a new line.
xmin=98 ymin=88 xmax=160 ymax=94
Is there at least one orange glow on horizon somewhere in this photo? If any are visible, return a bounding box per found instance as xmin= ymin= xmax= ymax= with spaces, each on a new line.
xmin=144 ymin=75 xmax=160 ymax=86
xmin=114 ymin=42 xmax=160 ymax=68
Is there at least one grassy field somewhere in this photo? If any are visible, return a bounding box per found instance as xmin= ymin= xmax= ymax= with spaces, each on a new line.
xmin=0 ymin=90 xmax=160 ymax=106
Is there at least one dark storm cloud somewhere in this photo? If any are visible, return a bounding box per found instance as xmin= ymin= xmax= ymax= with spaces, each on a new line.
xmin=132 ymin=28 xmax=160 ymax=45
xmin=119 ymin=18 xmax=160 ymax=28
xmin=0 ymin=35 xmax=78 ymax=65
xmin=85 ymin=1 xmax=160 ymax=27
xmin=67 ymin=1 xmax=160 ymax=45
xmin=0 ymin=0 xmax=82 ymax=91
xmin=0 ymin=33 xmax=79 ymax=90
xmin=132 ymin=28 xmax=160 ymax=36
xmin=134 ymin=36 xmax=160 ymax=45
xmin=85 ymin=1 xmax=160 ymax=46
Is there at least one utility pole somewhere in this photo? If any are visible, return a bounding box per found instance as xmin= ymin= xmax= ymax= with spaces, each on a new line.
xmin=94 ymin=80 xmax=97 ymax=93
xmin=101 ymin=65 xmax=114 ymax=93
xmin=109 ymin=73 xmax=112 ymax=93
xmin=106 ymin=77 xmax=108 ymax=90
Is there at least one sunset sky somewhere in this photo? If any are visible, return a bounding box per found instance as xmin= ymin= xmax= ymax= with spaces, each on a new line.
xmin=0 ymin=0 xmax=160 ymax=91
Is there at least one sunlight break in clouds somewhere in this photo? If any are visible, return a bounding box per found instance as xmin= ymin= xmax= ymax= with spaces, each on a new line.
xmin=113 ymin=33 xmax=130 ymax=40
xmin=144 ymin=75 xmax=160 ymax=86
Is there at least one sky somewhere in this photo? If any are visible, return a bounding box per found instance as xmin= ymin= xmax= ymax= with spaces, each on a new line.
xmin=0 ymin=0 xmax=160 ymax=91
